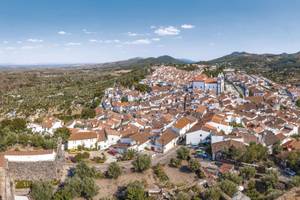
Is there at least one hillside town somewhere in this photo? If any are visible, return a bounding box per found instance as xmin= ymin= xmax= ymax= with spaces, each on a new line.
xmin=1 ymin=65 xmax=300 ymax=200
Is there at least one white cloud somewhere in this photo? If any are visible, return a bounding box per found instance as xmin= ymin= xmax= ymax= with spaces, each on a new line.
xmin=89 ymin=39 xmax=100 ymax=43
xmin=154 ymin=26 xmax=180 ymax=36
xmin=27 ymin=38 xmax=43 ymax=43
xmin=126 ymin=39 xmax=151 ymax=45
xmin=83 ymin=29 xmax=96 ymax=34
xmin=17 ymin=41 xmax=23 ymax=44
xmin=150 ymin=25 xmax=156 ymax=29
xmin=58 ymin=31 xmax=68 ymax=35
xmin=127 ymin=32 xmax=138 ymax=37
xmin=152 ymin=38 xmax=160 ymax=41
xmin=65 ymin=42 xmax=81 ymax=46
xmin=3 ymin=40 xmax=9 ymax=44
xmin=181 ymin=24 xmax=195 ymax=29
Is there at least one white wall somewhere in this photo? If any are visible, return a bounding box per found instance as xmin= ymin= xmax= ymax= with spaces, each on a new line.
xmin=68 ymin=138 xmax=97 ymax=149
xmin=186 ymin=130 xmax=211 ymax=145
xmin=5 ymin=152 xmax=56 ymax=162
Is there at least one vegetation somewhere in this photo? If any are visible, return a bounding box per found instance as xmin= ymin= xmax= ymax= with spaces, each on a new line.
xmin=0 ymin=118 xmax=57 ymax=152
xmin=30 ymin=181 xmax=53 ymax=200
xmin=296 ymin=99 xmax=300 ymax=108
xmin=188 ymin=159 xmax=201 ymax=172
xmin=107 ymin=162 xmax=122 ymax=179
xmin=124 ymin=181 xmax=148 ymax=200
xmin=153 ymin=164 xmax=169 ymax=182
xmin=240 ymin=166 xmax=256 ymax=180
xmin=73 ymin=152 xmax=90 ymax=162
xmin=132 ymin=154 xmax=151 ymax=172
xmin=199 ymin=51 xmax=300 ymax=84
xmin=204 ymin=187 xmax=222 ymax=200
xmin=53 ymin=127 xmax=71 ymax=143
xmin=219 ymin=179 xmax=238 ymax=197
xmin=169 ymin=158 xmax=182 ymax=168
xmin=176 ymin=147 xmax=190 ymax=160
xmin=121 ymin=149 xmax=137 ymax=161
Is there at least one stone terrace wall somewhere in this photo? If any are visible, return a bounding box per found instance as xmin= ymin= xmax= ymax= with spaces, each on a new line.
xmin=7 ymin=160 xmax=62 ymax=181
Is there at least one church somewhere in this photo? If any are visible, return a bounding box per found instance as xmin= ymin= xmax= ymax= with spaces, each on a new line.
xmin=190 ymin=73 xmax=224 ymax=95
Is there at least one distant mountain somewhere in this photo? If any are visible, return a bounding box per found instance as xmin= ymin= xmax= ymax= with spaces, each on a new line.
xmin=198 ymin=51 xmax=300 ymax=84
xmin=86 ymin=55 xmax=187 ymax=70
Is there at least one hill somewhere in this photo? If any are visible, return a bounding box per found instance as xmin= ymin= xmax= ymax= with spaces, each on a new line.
xmin=199 ymin=51 xmax=300 ymax=84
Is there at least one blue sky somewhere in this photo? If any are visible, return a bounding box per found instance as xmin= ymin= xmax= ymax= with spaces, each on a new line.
xmin=0 ymin=0 xmax=300 ymax=64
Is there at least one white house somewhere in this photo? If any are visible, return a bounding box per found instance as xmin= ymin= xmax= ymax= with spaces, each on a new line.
xmin=186 ymin=129 xmax=211 ymax=146
xmin=28 ymin=117 xmax=63 ymax=135
xmin=105 ymin=128 xmax=122 ymax=146
xmin=172 ymin=116 xmax=198 ymax=136
xmin=67 ymin=130 xmax=98 ymax=150
xmin=154 ymin=129 xmax=179 ymax=153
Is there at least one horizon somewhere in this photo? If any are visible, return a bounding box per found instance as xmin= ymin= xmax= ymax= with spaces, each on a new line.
xmin=1 ymin=0 xmax=300 ymax=64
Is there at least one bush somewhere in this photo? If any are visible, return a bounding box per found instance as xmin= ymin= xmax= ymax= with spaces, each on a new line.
xmin=125 ymin=181 xmax=148 ymax=200
xmin=176 ymin=191 xmax=191 ymax=200
xmin=204 ymin=187 xmax=221 ymax=200
xmin=169 ymin=158 xmax=182 ymax=168
xmin=240 ymin=166 xmax=256 ymax=180
xmin=30 ymin=181 xmax=53 ymax=200
xmin=132 ymin=154 xmax=151 ymax=172
xmin=176 ymin=147 xmax=190 ymax=160
xmin=153 ymin=164 xmax=169 ymax=182
xmin=188 ymin=159 xmax=201 ymax=172
xmin=107 ymin=162 xmax=122 ymax=179
xmin=73 ymin=152 xmax=90 ymax=162
xmin=222 ymin=172 xmax=242 ymax=184
xmin=121 ymin=149 xmax=136 ymax=161
xmin=219 ymin=179 xmax=238 ymax=197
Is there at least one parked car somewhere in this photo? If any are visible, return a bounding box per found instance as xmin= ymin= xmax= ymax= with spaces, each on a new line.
xmin=284 ymin=168 xmax=296 ymax=176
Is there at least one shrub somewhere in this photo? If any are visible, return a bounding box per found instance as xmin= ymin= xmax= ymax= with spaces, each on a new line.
xmin=153 ymin=164 xmax=169 ymax=182
xmin=188 ymin=159 xmax=201 ymax=172
xmin=176 ymin=147 xmax=190 ymax=160
xmin=169 ymin=158 xmax=182 ymax=168
xmin=107 ymin=162 xmax=122 ymax=179
xmin=125 ymin=181 xmax=148 ymax=200
xmin=132 ymin=154 xmax=151 ymax=172
xmin=219 ymin=179 xmax=238 ymax=197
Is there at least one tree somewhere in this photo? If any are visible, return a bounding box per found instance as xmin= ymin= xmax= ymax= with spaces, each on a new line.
xmin=188 ymin=159 xmax=201 ymax=172
xmin=241 ymin=143 xmax=267 ymax=163
xmin=132 ymin=154 xmax=151 ymax=172
xmin=30 ymin=181 xmax=53 ymax=200
xmin=81 ymin=107 xmax=96 ymax=119
xmin=80 ymin=177 xmax=99 ymax=199
xmin=125 ymin=181 xmax=148 ymax=200
xmin=176 ymin=147 xmax=190 ymax=160
xmin=296 ymin=99 xmax=300 ymax=108
xmin=74 ymin=162 xmax=96 ymax=179
xmin=272 ymin=141 xmax=283 ymax=155
xmin=290 ymin=176 xmax=300 ymax=187
xmin=107 ymin=162 xmax=122 ymax=179
xmin=245 ymin=179 xmax=260 ymax=200
xmin=54 ymin=127 xmax=71 ymax=143
xmin=262 ymin=170 xmax=279 ymax=191
xmin=121 ymin=149 xmax=136 ymax=161
xmin=222 ymin=172 xmax=242 ymax=184
xmin=240 ymin=166 xmax=256 ymax=180
xmin=219 ymin=180 xmax=238 ymax=197
xmin=204 ymin=187 xmax=221 ymax=200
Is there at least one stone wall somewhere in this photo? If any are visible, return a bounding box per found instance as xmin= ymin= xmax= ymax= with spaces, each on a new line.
xmin=7 ymin=160 xmax=62 ymax=181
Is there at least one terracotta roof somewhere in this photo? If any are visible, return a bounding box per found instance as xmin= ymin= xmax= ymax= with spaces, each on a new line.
xmin=219 ymin=163 xmax=234 ymax=174
xmin=173 ymin=116 xmax=196 ymax=129
xmin=130 ymin=132 xmax=152 ymax=145
xmin=69 ymin=131 xmax=97 ymax=141
xmin=157 ymin=129 xmax=178 ymax=145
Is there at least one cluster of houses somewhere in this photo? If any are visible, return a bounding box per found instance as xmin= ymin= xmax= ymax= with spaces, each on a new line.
xmin=25 ymin=66 xmax=300 ymax=162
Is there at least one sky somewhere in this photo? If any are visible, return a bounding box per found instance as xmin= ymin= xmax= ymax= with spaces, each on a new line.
xmin=0 ymin=0 xmax=300 ymax=64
